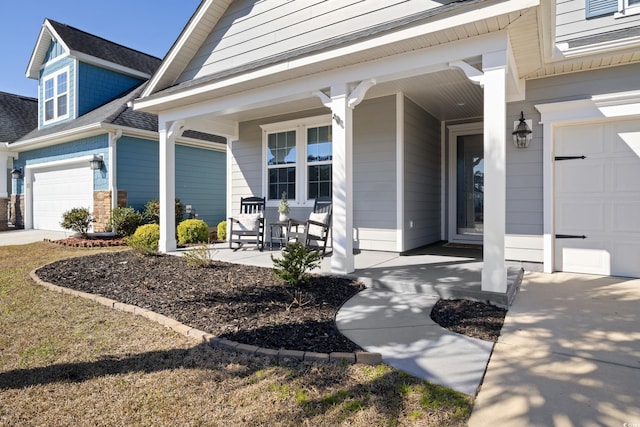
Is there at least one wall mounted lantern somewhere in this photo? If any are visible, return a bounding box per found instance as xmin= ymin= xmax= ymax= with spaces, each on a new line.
xmin=89 ymin=155 xmax=104 ymax=170
xmin=10 ymin=168 xmax=22 ymax=179
xmin=512 ymin=111 xmax=533 ymax=148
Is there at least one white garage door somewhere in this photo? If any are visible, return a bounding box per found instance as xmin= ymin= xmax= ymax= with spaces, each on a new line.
xmin=32 ymin=164 xmax=93 ymax=231
xmin=555 ymin=119 xmax=640 ymax=278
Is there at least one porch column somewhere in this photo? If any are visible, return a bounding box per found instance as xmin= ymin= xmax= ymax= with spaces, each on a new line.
xmin=481 ymin=51 xmax=508 ymax=293
xmin=158 ymin=120 xmax=183 ymax=253
xmin=330 ymin=84 xmax=355 ymax=274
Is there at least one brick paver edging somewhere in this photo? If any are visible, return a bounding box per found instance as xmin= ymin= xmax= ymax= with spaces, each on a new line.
xmin=29 ymin=268 xmax=382 ymax=366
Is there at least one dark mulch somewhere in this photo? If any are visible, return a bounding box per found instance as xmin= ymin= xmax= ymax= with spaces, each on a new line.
xmin=430 ymin=299 xmax=507 ymax=342
xmin=48 ymin=236 xmax=126 ymax=247
xmin=36 ymin=251 xmax=365 ymax=353
xmin=35 ymin=248 xmax=507 ymax=353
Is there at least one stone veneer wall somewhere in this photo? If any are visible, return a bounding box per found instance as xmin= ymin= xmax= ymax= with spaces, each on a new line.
xmin=0 ymin=197 xmax=8 ymax=231
xmin=93 ymin=191 xmax=112 ymax=232
xmin=10 ymin=195 xmax=24 ymax=228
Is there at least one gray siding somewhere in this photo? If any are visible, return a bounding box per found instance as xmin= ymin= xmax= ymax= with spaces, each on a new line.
xmin=353 ymin=96 xmax=397 ymax=251
xmin=503 ymin=62 xmax=640 ymax=262
xmin=556 ymin=0 xmax=640 ymax=45
xmin=178 ymin=0 xmax=456 ymax=83
xmin=403 ymin=96 xmax=441 ymax=251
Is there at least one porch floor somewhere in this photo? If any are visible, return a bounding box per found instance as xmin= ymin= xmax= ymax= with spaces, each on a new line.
xmin=172 ymin=242 xmax=523 ymax=395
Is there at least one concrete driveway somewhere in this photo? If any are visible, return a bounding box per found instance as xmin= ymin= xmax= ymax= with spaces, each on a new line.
xmin=0 ymin=229 xmax=70 ymax=246
xmin=470 ymin=272 xmax=640 ymax=426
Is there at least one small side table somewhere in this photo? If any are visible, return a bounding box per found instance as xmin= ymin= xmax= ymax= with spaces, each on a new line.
xmin=269 ymin=220 xmax=290 ymax=250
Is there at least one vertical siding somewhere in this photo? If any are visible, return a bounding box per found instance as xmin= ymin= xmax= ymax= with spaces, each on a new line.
xmin=353 ymin=96 xmax=397 ymax=251
xmin=403 ymin=96 xmax=441 ymax=251
xmin=11 ymin=134 xmax=109 ymax=195
xmin=117 ymin=136 xmax=226 ymax=225
xmin=77 ymin=63 xmax=143 ymax=116
xmin=39 ymin=57 xmax=76 ymax=128
xmin=178 ymin=0 xmax=457 ymax=82
xmin=556 ymin=0 xmax=640 ymax=44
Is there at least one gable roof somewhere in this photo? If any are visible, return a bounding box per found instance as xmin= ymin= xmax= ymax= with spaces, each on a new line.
xmin=13 ymin=83 xmax=224 ymax=146
xmin=27 ymin=19 xmax=162 ymax=80
xmin=142 ymin=0 xmax=234 ymax=97
xmin=0 ymin=92 xmax=38 ymax=143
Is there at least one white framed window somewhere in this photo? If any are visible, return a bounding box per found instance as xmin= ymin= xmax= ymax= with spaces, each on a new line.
xmin=587 ymin=0 xmax=640 ymax=17
xmin=616 ymin=0 xmax=640 ymax=16
xmin=261 ymin=115 xmax=332 ymax=206
xmin=43 ymin=68 xmax=69 ymax=124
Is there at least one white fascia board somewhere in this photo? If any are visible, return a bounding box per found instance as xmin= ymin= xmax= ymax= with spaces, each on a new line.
xmin=70 ymin=52 xmax=152 ymax=80
xmin=100 ymin=124 xmax=227 ymax=152
xmin=26 ymin=21 xmax=72 ymax=79
xmin=10 ymin=123 xmax=104 ymax=152
xmin=142 ymin=0 xmax=232 ymax=98
xmin=136 ymin=0 xmax=537 ymax=111
xmin=143 ymin=31 xmax=509 ymax=120
xmin=555 ymin=35 xmax=640 ymax=60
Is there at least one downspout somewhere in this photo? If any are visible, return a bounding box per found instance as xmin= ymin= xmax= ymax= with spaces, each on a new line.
xmin=109 ymin=129 xmax=123 ymax=209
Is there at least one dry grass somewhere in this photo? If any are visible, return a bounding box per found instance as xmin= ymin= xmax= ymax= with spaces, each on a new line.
xmin=0 ymin=242 xmax=472 ymax=426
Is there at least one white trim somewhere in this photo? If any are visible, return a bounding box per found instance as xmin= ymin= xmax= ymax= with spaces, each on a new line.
xmin=140 ymin=0 xmax=536 ymax=103
xmin=614 ymin=0 xmax=640 ymax=17
xmin=42 ymin=67 xmax=71 ymax=125
xmin=24 ymin=155 xmax=95 ymax=230
xmin=108 ymin=130 xmax=122 ymax=209
xmin=226 ymin=138 xmax=233 ymax=236
xmin=396 ymin=93 xmax=405 ymax=252
xmin=71 ymin=51 xmax=152 ymax=80
xmin=447 ymin=122 xmax=484 ymax=244
xmin=535 ymin=90 xmax=640 ymax=274
xmin=260 ymin=115 xmax=332 ymax=208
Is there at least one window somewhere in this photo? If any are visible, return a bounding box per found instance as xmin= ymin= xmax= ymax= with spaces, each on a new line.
xmin=586 ymin=0 xmax=640 ymax=17
xmin=43 ymin=69 xmax=69 ymax=123
xmin=307 ymin=125 xmax=332 ymax=199
xmin=262 ymin=115 xmax=332 ymax=205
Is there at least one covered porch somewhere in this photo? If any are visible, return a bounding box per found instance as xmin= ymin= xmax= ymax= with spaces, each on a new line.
xmin=174 ymin=243 xmax=523 ymax=307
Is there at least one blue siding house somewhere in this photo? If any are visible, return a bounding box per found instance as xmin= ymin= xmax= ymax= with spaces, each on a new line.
xmin=4 ymin=19 xmax=226 ymax=232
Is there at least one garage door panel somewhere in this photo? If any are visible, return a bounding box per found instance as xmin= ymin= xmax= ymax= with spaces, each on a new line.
xmin=555 ymin=119 xmax=640 ymax=278
xmin=556 ymin=125 xmax=605 ymax=155
xmin=33 ymin=165 xmax=93 ymax=231
xmin=612 ymin=202 xmax=640 ymax=232
xmin=556 ymin=240 xmax=611 ymax=276
xmin=556 ymin=201 xmax=605 ymax=233
xmin=556 ymin=163 xmax=605 ymax=193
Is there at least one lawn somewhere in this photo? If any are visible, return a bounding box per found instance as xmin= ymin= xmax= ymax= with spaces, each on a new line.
xmin=0 ymin=242 xmax=472 ymax=426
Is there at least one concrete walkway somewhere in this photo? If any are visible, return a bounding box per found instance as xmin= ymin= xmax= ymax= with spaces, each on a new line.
xmin=193 ymin=243 xmax=522 ymax=396
xmin=469 ymin=272 xmax=640 ymax=426
xmin=0 ymin=229 xmax=70 ymax=246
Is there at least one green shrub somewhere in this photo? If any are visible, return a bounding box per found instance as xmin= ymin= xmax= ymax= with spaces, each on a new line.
xmin=177 ymin=219 xmax=209 ymax=245
xmin=124 ymin=224 xmax=160 ymax=255
xmin=217 ymin=220 xmax=227 ymax=241
xmin=109 ymin=207 xmax=144 ymax=237
xmin=143 ymin=199 xmax=185 ymax=226
xmin=271 ymin=241 xmax=322 ymax=287
xmin=60 ymin=207 xmax=94 ymax=237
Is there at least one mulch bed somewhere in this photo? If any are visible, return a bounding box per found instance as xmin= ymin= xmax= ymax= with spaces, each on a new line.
xmin=35 ymin=248 xmax=507 ymax=353
xmin=47 ymin=235 xmax=126 ymax=247
xmin=36 ymin=251 xmax=365 ymax=353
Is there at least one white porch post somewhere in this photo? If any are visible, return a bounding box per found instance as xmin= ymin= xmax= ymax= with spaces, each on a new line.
xmin=158 ymin=120 xmax=183 ymax=253
xmin=481 ymin=51 xmax=508 ymax=293
xmin=330 ymin=84 xmax=354 ymax=274
xmin=0 ymin=153 xmax=9 ymax=199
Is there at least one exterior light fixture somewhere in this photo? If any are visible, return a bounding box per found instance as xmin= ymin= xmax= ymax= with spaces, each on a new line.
xmin=89 ymin=155 xmax=104 ymax=170
xmin=10 ymin=168 xmax=22 ymax=179
xmin=512 ymin=111 xmax=533 ymax=148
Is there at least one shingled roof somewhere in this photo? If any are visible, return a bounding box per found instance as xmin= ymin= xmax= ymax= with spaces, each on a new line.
xmin=0 ymin=92 xmax=38 ymax=143
xmin=47 ymin=19 xmax=162 ymax=76
xmin=15 ymin=83 xmax=224 ymax=145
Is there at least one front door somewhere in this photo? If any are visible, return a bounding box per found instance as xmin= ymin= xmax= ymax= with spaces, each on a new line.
xmin=448 ymin=123 xmax=483 ymax=243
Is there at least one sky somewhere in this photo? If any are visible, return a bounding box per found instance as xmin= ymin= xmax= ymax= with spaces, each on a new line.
xmin=0 ymin=0 xmax=202 ymax=97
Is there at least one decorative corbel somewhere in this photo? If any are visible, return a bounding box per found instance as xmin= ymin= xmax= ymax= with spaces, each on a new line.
xmin=347 ymin=78 xmax=376 ymax=109
xmin=312 ymin=90 xmax=332 ymax=109
xmin=449 ymin=61 xmax=484 ymax=87
xmin=167 ymin=120 xmax=185 ymax=141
